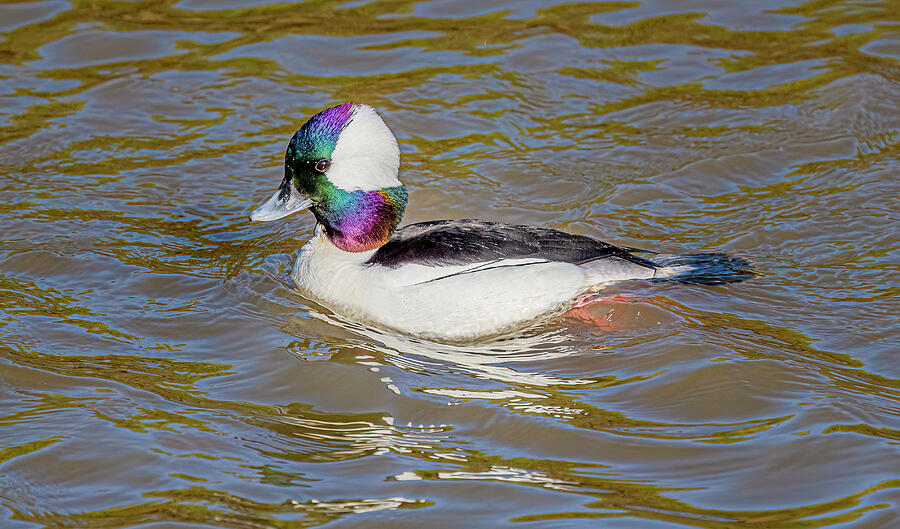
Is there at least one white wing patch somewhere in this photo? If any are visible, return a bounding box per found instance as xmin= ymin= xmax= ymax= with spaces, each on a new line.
xmin=384 ymin=258 xmax=553 ymax=286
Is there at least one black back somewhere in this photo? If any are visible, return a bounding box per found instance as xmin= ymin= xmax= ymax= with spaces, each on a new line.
xmin=367 ymin=219 xmax=655 ymax=269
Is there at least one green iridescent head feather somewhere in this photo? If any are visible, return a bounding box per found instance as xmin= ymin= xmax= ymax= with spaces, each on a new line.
xmin=285 ymin=102 xmax=355 ymax=201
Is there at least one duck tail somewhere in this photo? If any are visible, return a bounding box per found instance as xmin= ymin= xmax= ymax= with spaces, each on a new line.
xmin=649 ymin=253 xmax=754 ymax=285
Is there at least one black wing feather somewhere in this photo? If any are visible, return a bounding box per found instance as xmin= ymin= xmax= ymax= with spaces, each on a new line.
xmin=367 ymin=219 xmax=655 ymax=269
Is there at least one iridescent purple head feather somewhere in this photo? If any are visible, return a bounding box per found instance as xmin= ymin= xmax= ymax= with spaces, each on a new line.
xmin=287 ymin=102 xmax=355 ymax=162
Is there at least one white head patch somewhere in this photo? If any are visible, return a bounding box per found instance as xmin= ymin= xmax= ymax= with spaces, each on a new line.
xmin=327 ymin=104 xmax=401 ymax=192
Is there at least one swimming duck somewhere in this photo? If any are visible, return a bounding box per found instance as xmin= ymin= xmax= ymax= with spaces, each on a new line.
xmin=250 ymin=103 xmax=750 ymax=342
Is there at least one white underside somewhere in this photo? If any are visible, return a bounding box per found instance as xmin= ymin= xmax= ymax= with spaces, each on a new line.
xmin=291 ymin=226 xmax=656 ymax=342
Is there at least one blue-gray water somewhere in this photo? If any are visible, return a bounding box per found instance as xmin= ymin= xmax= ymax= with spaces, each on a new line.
xmin=1 ymin=1 xmax=898 ymax=527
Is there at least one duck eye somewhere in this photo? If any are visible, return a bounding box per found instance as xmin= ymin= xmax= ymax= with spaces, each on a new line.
xmin=314 ymin=159 xmax=330 ymax=173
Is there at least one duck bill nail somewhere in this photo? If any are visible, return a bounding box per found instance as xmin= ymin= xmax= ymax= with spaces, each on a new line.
xmin=250 ymin=185 xmax=313 ymax=222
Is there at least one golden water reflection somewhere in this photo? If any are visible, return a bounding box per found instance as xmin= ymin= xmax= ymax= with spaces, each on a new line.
xmin=2 ymin=0 xmax=898 ymax=526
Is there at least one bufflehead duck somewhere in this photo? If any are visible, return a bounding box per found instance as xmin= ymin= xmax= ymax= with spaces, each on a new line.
xmin=251 ymin=103 xmax=751 ymax=342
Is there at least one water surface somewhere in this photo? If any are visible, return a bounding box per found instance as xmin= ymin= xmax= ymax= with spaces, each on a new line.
xmin=1 ymin=0 xmax=899 ymax=527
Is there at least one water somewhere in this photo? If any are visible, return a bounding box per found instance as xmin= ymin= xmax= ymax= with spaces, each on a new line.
xmin=1 ymin=1 xmax=899 ymax=527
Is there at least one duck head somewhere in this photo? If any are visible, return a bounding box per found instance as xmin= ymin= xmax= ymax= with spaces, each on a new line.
xmin=251 ymin=103 xmax=408 ymax=252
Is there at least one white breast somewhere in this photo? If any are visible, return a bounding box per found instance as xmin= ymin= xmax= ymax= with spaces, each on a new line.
xmin=291 ymin=228 xmax=594 ymax=342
